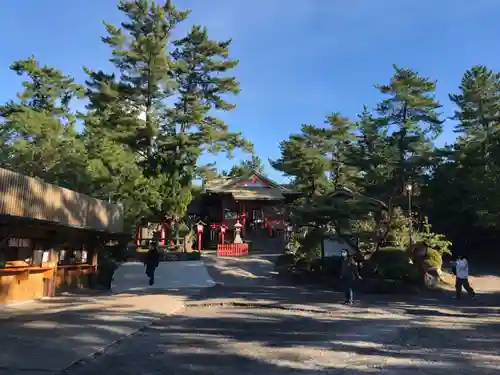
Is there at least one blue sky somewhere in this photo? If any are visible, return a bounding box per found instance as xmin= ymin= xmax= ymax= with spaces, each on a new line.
xmin=2 ymin=0 xmax=500 ymax=183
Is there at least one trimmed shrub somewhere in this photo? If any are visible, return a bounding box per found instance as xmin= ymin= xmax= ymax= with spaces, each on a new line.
xmin=424 ymin=248 xmax=443 ymax=270
xmin=366 ymin=247 xmax=419 ymax=282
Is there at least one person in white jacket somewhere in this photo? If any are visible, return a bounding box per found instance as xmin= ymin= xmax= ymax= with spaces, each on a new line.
xmin=454 ymin=255 xmax=476 ymax=300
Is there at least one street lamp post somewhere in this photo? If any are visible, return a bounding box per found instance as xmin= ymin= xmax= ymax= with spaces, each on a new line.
xmin=406 ymin=183 xmax=413 ymax=247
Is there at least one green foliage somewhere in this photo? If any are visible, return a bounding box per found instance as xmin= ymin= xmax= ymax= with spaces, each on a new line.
xmin=271 ymin=124 xmax=332 ymax=197
xmin=424 ymin=248 xmax=443 ymax=270
xmin=279 ymin=228 xmax=322 ymax=268
xmin=416 ymin=217 xmax=452 ymax=256
xmin=368 ymin=247 xmax=418 ymax=282
xmin=2 ymin=2 xmax=500 ymax=263
xmin=224 ymin=155 xmax=265 ymax=177
xmin=385 ymin=207 xmax=412 ymax=248
xmin=0 ymin=57 xmax=87 ymax=191
xmin=299 ymin=228 xmax=323 ymax=262
xmin=17 ymin=0 xmax=251 ymax=229
xmin=178 ymin=222 xmax=190 ymax=237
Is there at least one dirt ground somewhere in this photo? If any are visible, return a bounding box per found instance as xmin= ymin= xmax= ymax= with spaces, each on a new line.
xmin=61 ymin=252 xmax=500 ymax=375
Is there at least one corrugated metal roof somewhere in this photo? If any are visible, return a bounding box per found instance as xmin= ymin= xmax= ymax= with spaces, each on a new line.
xmin=0 ymin=167 xmax=124 ymax=233
xmin=230 ymin=189 xmax=285 ymax=201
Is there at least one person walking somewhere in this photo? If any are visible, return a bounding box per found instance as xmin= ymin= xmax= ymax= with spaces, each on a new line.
xmin=340 ymin=249 xmax=361 ymax=305
xmin=454 ymin=255 xmax=476 ymax=300
xmin=144 ymin=242 xmax=160 ymax=286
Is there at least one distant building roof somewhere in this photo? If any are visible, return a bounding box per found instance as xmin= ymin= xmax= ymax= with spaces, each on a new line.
xmin=328 ymin=186 xmax=388 ymax=209
xmin=203 ymin=170 xmax=299 ymax=200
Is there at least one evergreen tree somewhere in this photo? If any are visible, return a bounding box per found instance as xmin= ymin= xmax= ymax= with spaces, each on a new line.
xmin=83 ymin=0 xmax=191 ymax=224
xmin=271 ymin=124 xmax=330 ymax=197
xmin=350 ymin=106 xmax=394 ymax=199
xmin=84 ymin=0 xmax=251 ymax=222
xmin=225 ymin=155 xmax=265 ymax=177
xmin=425 ymin=65 xmax=500 ymax=242
xmin=449 ymin=65 xmax=500 ymax=168
xmin=157 ymin=23 xmax=252 ymax=218
xmin=0 ymin=57 xmax=87 ymax=190
xmin=375 ymin=65 xmax=443 ymax=198
xmin=323 ymin=112 xmax=358 ymax=189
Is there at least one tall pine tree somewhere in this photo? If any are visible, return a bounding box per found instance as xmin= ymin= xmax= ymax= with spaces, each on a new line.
xmin=375 ymin=65 xmax=443 ymax=198
xmin=0 ymin=57 xmax=87 ymax=190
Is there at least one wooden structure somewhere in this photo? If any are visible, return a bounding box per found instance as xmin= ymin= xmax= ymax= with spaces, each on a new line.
xmin=217 ymin=243 xmax=249 ymax=257
xmin=0 ymin=168 xmax=124 ymax=305
xmin=193 ymin=170 xmax=301 ymax=248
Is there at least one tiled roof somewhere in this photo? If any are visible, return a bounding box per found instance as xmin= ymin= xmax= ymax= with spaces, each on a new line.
xmin=230 ymin=189 xmax=285 ymax=201
xmin=204 ymin=170 xmax=296 ymax=194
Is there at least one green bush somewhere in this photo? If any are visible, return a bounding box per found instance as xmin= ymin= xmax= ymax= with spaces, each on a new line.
xmin=417 ymin=217 xmax=452 ymax=256
xmin=372 ymin=247 xmax=408 ymax=264
xmin=178 ymin=222 xmax=190 ymax=237
xmin=367 ymin=247 xmax=419 ymax=282
xmin=424 ymin=248 xmax=443 ymax=270
xmin=298 ymin=228 xmax=323 ymax=261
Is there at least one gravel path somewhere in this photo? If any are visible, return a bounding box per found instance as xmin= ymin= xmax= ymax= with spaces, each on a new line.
xmin=60 ymin=253 xmax=500 ymax=374
xmin=65 ymin=297 xmax=500 ymax=375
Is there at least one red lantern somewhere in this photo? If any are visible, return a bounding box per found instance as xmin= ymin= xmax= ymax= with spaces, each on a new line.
xmin=220 ymin=225 xmax=227 ymax=244
xmin=196 ymin=221 xmax=205 ymax=251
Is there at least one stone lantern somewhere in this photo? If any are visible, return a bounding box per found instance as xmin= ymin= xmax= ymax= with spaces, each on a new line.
xmin=233 ymin=220 xmax=243 ymax=244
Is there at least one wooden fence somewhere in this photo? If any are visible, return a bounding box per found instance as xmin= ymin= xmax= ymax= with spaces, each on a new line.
xmin=217 ymin=243 xmax=249 ymax=257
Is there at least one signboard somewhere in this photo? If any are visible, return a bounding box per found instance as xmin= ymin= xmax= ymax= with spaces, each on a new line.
xmin=322 ymin=237 xmax=353 ymax=258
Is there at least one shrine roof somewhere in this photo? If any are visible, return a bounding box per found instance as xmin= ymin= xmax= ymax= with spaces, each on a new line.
xmin=204 ymin=170 xmax=297 ymax=196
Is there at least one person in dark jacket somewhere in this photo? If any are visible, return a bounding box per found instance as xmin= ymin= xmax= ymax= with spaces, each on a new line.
xmin=340 ymin=249 xmax=361 ymax=305
xmin=144 ymin=242 xmax=160 ymax=286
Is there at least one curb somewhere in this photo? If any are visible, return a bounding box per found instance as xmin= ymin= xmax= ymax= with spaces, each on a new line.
xmin=185 ymin=300 xmax=341 ymax=315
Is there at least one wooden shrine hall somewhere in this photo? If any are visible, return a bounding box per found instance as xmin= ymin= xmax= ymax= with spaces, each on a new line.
xmin=189 ymin=170 xmax=301 ymax=250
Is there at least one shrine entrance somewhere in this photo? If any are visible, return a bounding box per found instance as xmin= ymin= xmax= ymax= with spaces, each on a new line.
xmin=191 ymin=170 xmax=302 ymax=252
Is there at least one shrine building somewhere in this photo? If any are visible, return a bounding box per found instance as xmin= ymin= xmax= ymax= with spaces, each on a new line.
xmin=192 ymin=170 xmax=302 ymax=246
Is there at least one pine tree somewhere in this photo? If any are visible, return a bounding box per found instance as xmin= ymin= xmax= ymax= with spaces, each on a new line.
xmin=449 ymin=65 xmax=500 ymax=168
xmin=350 ymin=106 xmax=394 ymax=199
xmin=86 ymin=0 xmax=189 ymax=160
xmin=85 ymin=0 xmax=251 ymax=222
xmin=271 ymin=124 xmax=330 ymax=197
xmin=323 ymin=112 xmax=358 ymax=189
xmin=83 ymin=0 xmax=191 ymax=224
xmin=443 ymin=65 xmax=500 ymax=231
xmin=0 ymin=57 xmax=87 ymax=190
xmin=156 ymin=23 xmax=252 ymax=218
xmin=375 ymin=65 xmax=443 ymax=196
xmin=226 ymin=155 xmax=265 ymax=177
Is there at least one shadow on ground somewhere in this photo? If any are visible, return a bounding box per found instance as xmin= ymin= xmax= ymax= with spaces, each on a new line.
xmin=66 ymin=298 xmax=500 ymax=375
xmin=2 ymin=251 xmax=499 ymax=374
